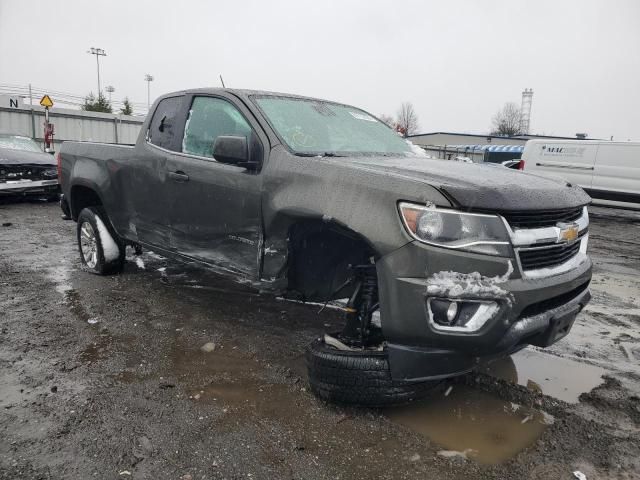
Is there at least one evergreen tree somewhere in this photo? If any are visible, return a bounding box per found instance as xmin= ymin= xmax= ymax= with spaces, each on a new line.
xmin=120 ymin=97 xmax=133 ymax=116
xmin=82 ymin=92 xmax=112 ymax=113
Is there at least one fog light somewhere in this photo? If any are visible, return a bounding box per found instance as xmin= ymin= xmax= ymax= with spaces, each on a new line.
xmin=447 ymin=302 xmax=459 ymax=322
xmin=427 ymin=298 xmax=499 ymax=333
xmin=430 ymin=299 xmax=459 ymax=326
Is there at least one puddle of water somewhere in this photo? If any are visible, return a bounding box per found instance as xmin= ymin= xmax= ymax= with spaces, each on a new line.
xmin=481 ymin=349 xmax=606 ymax=403
xmin=168 ymin=339 xmax=298 ymax=415
xmin=387 ymin=385 xmax=550 ymax=464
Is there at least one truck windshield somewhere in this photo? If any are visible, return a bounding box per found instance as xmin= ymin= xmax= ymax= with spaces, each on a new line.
xmin=253 ymin=96 xmax=425 ymax=157
xmin=0 ymin=134 xmax=42 ymax=153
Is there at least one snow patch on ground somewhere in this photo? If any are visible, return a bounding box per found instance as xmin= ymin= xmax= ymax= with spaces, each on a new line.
xmin=437 ymin=449 xmax=476 ymax=459
xmin=94 ymin=216 xmax=120 ymax=262
xmin=135 ymin=257 xmax=145 ymax=269
xmin=425 ymin=261 xmax=514 ymax=304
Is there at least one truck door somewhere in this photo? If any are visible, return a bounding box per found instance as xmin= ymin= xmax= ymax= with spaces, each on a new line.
xmin=126 ymin=94 xmax=187 ymax=250
xmin=165 ymin=94 xmax=264 ymax=278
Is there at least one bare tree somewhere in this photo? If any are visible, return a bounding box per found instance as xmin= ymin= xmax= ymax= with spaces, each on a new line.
xmin=395 ymin=102 xmax=419 ymax=137
xmin=378 ymin=114 xmax=395 ymax=128
xmin=490 ymin=102 xmax=522 ymax=136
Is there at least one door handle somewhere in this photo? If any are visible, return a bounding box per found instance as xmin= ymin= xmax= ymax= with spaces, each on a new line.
xmin=168 ymin=170 xmax=190 ymax=182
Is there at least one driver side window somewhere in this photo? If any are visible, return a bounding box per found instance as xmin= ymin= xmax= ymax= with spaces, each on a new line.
xmin=182 ymin=97 xmax=252 ymax=158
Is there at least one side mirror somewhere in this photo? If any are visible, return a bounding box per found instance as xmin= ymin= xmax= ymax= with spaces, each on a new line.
xmin=212 ymin=135 xmax=254 ymax=168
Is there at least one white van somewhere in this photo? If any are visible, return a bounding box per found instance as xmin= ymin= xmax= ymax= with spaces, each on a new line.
xmin=522 ymin=140 xmax=640 ymax=208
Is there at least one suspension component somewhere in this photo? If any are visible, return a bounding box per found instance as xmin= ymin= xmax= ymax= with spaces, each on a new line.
xmin=339 ymin=264 xmax=380 ymax=348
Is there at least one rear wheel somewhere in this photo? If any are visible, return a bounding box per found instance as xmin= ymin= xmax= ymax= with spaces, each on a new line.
xmin=77 ymin=207 xmax=125 ymax=275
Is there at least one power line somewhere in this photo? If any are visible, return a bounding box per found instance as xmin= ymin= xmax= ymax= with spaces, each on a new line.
xmin=0 ymin=84 xmax=149 ymax=113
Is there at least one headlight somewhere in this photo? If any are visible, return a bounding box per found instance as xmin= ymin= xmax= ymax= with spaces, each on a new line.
xmin=398 ymin=202 xmax=512 ymax=256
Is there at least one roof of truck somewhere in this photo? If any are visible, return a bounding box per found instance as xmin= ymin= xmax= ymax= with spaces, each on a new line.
xmin=161 ymin=88 xmax=341 ymax=104
xmin=163 ymin=87 xmax=328 ymax=103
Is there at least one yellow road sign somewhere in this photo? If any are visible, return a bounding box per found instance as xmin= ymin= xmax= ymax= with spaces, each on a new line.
xmin=39 ymin=95 xmax=54 ymax=108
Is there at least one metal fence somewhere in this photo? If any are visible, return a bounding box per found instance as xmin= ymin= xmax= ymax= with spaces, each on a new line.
xmin=0 ymin=104 xmax=145 ymax=152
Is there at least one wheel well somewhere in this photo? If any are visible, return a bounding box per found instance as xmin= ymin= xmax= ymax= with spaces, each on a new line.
xmin=70 ymin=185 xmax=102 ymax=220
xmin=287 ymin=220 xmax=377 ymax=302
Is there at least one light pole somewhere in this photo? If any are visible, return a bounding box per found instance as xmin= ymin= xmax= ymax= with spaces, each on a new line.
xmin=144 ymin=74 xmax=154 ymax=111
xmin=87 ymin=47 xmax=107 ymax=96
xmin=105 ymin=85 xmax=115 ymax=104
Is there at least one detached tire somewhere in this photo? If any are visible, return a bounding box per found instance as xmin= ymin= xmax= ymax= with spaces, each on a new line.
xmin=77 ymin=207 xmax=125 ymax=275
xmin=306 ymin=338 xmax=436 ymax=407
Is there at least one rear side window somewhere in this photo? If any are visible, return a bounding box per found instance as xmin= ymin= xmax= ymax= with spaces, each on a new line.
xmin=182 ymin=97 xmax=252 ymax=158
xmin=148 ymin=96 xmax=184 ymax=151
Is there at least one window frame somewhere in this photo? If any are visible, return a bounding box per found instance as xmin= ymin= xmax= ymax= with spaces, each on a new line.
xmin=180 ymin=95 xmax=255 ymax=162
xmin=146 ymin=94 xmax=188 ymax=152
xmin=145 ymin=92 xmax=269 ymax=172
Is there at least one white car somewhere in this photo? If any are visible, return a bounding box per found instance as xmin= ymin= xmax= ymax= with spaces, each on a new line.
xmin=522 ymin=139 xmax=640 ymax=209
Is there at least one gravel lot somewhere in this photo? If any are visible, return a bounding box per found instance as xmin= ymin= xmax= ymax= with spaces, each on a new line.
xmin=1 ymin=201 xmax=639 ymax=479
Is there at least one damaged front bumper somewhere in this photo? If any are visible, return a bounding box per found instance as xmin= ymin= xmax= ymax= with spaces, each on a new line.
xmin=0 ymin=179 xmax=60 ymax=195
xmin=376 ymin=240 xmax=592 ymax=383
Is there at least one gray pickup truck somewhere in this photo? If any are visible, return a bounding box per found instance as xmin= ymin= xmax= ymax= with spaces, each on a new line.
xmin=58 ymin=88 xmax=592 ymax=406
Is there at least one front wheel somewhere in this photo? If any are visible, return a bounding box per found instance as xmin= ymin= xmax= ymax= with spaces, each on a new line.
xmin=306 ymin=337 xmax=437 ymax=407
xmin=76 ymin=207 xmax=125 ymax=275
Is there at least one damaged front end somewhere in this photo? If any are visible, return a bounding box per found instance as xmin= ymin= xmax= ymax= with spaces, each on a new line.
xmin=0 ymin=164 xmax=59 ymax=196
xmin=375 ymin=204 xmax=592 ymax=383
xmin=0 ymin=144 xmax=59 ymax=197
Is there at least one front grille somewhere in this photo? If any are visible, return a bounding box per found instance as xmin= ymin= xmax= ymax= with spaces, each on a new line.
xmin=500 ymin=207 xmax=583 ymax=229
xmin=518 ymin=238 xmax=582 ymax=270
xmin=0 ymin=166 xmax=56 ymax=182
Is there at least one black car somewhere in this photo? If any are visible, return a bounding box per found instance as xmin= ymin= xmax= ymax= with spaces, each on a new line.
xmin=0 ymin=134 xmax=59 ymax=199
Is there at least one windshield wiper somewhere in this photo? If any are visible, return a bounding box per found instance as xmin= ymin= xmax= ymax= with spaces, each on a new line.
xmin=295 ymin=152 xmax=345 ymax=158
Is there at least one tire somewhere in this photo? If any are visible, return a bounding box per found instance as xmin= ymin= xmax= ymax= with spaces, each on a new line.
xmin=306 ymin=338 xmax=437 ymax=407
xmin=77 ymin=207 xmax=125 ymax=275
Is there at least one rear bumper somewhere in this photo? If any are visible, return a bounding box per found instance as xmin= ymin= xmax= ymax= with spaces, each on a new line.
xmin=0 ymin=179 xmax=60 ymax=195
xmin=377 ymin=240 xmax=592 ymax=382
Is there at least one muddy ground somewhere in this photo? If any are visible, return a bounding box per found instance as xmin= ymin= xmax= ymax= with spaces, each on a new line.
xmin=1 ymin=201 xmax=639 ymax=479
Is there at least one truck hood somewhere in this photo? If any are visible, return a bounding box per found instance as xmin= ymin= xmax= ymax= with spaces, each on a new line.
xmin=0 ymin=147 xmax=56 ymax=166
xmin=338 ymin=155 xmax=591 ymax=211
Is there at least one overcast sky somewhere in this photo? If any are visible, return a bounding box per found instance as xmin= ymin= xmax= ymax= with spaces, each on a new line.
xmin=1 ymin=0 xmax=638 ymax=139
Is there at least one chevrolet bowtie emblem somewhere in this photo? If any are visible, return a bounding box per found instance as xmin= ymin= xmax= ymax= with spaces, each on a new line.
xmin=558 ymin=223 xmax=579 ymax=243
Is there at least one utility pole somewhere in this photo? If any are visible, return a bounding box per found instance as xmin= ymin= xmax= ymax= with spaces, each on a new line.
xmin=144 ymin=74 xmax=154 ymax=111
xmin=87 ymin=47 xmax=107 ymax=96
xmin=105 ymin=85 xmax=115 ymax=104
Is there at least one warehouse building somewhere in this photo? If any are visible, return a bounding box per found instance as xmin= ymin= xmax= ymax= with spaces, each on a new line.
xmin=408 ymin=131 xmax=586 ymax=163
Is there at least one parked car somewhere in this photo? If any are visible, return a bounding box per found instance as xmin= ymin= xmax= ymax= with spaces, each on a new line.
xmin=0 ymin=134 xmax=59 ymax=199
xmin=522 ymin=139 xmax=640 ymax=209
xmin=58 ymin=88 xmax=592 ymax=406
